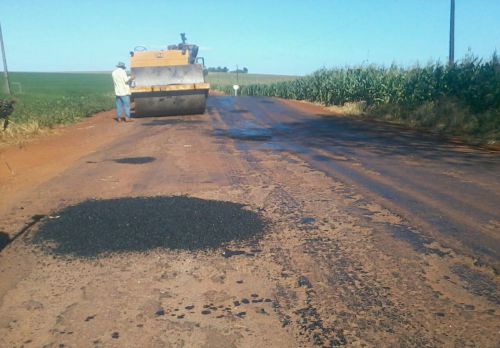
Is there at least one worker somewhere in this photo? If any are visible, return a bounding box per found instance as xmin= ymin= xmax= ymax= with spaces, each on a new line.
xmin=112 ymin=62 xmax=134 ymax=122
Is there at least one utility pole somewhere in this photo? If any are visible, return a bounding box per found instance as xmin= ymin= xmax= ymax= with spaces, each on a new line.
xmin=0 ymin=23 xmax=12 ymax=95
xmin=449 ymin=0 xmax=455 ymax=65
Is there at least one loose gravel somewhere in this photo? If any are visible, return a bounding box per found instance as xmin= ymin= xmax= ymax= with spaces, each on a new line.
xmin=32 ymin=196 xmax=266 ymax=258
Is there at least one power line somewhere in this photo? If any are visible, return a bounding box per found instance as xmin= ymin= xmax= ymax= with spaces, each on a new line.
xmin=0 ymin=23 xmax=12 ymax=95
xmin=449 ymin=0 xmax=455 ymax=65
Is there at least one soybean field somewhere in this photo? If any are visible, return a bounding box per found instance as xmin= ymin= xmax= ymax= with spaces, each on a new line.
xmin=0 ymin=72 xmax=115 ymax=137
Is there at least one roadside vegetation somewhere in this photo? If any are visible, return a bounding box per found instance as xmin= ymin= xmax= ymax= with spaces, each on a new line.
xmin=214 ymin=54 xmax=500 ymax=144
xmin=0 ymin=72 xmax=114 ymax=144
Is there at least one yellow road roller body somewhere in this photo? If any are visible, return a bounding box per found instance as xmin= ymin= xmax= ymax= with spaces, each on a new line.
xmin=130 ymin=34 xmax=210 ymax=116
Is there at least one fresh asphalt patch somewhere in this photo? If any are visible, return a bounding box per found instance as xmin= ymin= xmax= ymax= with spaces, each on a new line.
xmin=32 ymin=196 xmax=266 ymax=258
xmin=113 ymin=156 xmax=156 ymax=164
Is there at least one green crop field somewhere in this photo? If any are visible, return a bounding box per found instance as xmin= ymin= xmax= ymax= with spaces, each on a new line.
xmin=0 ymin=72 xmax=115 ymax=141
xmin=206 ymin=72 xmax=298 ymax=86
xmin=1 ymin=72 xmax=113 ymax=95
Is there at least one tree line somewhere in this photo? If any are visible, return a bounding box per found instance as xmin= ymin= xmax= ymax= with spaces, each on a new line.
xmin=206 ymin=67 xmax=248 ymax=73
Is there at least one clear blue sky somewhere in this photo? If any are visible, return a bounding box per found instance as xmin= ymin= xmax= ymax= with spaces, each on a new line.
xmin=1 ymin=0 xmax=499 ymax=75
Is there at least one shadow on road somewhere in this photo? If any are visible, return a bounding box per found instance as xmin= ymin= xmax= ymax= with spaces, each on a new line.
xmin=32 ymin=196 xmax=266 ymax=258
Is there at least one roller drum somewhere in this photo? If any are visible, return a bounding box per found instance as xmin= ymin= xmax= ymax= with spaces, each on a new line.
xmin=131 ymin=64 xmax=207 ymax=116
xmin=133 ymin=90 xmax=207 ymax=117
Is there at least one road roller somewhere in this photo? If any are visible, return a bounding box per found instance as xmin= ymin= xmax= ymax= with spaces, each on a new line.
xmin=130 ymin=33 xmax=210 ymax=116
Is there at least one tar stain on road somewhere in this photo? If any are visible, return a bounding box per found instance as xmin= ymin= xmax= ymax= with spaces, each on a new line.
xmin=228 ymin=127 xmax=272 ymax=141
xmin=113 ymin=157 xmax=156 ymax=164
xmin=0 ymin=232 xmax=10 ymax=252
xmin=213 ymin=128 xmax=273 ymax=141
xmin=451 ymin=264 xmax=499 ymax=304
xmin=32 ymin=196 xmax=266 ymax=258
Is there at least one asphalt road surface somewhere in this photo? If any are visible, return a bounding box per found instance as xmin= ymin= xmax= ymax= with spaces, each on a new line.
xmin=0 ymin=96 xmax=499 ymax=347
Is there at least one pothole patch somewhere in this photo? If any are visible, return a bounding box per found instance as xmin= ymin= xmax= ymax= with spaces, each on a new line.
xmin=32 ymin=196 xmax=266 ymax=258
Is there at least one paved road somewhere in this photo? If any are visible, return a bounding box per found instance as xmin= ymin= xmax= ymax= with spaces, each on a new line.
xmin=0 ymin=96 xmax=498 ymax=347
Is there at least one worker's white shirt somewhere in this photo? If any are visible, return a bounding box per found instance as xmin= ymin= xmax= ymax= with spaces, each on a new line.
xmin=112 ymin=68 xmax=131 ymax=96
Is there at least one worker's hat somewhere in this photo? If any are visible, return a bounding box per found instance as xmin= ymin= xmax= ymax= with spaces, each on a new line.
xmin=116 ymin=62 xmax=126 ymax=68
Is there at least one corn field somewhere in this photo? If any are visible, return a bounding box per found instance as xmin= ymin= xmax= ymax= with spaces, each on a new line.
xmin=214 ymin=54 xmax=500 ymax=143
